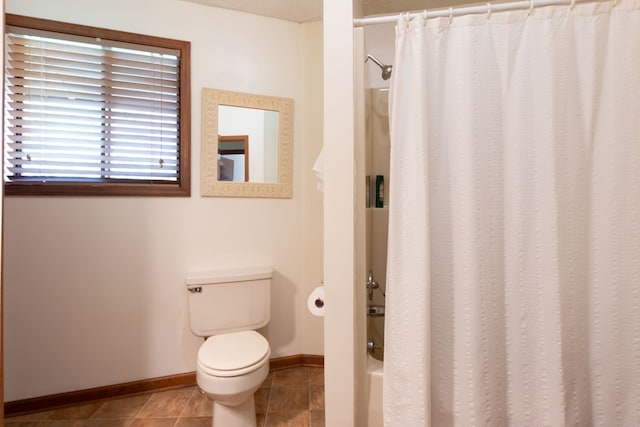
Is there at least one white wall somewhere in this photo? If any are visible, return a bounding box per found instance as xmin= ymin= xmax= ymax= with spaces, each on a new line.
xmin=4 ymin=0 xmax=324 ymax=401
xmin=299 ymin=21 xmax=325 ymax=358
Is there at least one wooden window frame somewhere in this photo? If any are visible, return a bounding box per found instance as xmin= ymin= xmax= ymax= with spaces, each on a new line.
xmin=4 ymin=14 xmax=191 ymax=197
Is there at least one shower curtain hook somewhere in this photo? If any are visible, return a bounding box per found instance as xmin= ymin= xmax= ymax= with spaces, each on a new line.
xmin=570 ymin=0 xmax=576 ymax=9
xmin=486 ymin=2 xmax=492 ymax=19
xmin=449 ymin=7 xmax=454 ymax=24
xmin=399 ymin=12 xmax=409 ymax=27
xmin=528 ymin=0 xmax=535 ymax=15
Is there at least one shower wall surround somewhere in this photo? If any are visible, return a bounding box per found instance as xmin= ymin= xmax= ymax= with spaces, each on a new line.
xmin=365 ymin=88 xmax=390 ymax=361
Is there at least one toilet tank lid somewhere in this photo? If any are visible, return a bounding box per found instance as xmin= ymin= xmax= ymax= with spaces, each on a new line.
xmin=186 ymin=266 xmax=273 ymax=285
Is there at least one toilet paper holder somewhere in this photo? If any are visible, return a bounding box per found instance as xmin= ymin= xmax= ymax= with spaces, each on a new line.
xmin=307 ymin=281 xmax=325 ymax=317
xmin=315 ymin=280 xmax=325 ymax=308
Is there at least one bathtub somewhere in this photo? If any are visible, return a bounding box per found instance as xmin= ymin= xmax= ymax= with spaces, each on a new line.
xmin=366 ymin=354 xmax=384 ymax=427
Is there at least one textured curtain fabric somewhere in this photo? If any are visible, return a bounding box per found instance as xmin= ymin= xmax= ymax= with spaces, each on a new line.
xmin=383 ymin=1 xmax=640 ymax=425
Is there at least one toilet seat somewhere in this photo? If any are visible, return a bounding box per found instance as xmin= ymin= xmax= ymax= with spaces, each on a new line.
xmin=198 ymin=330 xmax=270 ymax=377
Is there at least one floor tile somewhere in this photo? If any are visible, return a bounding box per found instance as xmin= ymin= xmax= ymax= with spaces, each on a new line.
xmin=87 ymin=419 xmax=134 ymax=427
xmin=307 ymin=368 xmax=324 ymax=386
xmin=180 ymin=388 xmax=211 ymax=418
xmin=4 ymin=421 xmax=42 ymax=427
xmin=309 ymin=385 xmax=324 ymax=410
xmin=254 ymin=388 xmax=270 ymax=414
xmin=309 ymin=410 xmax=325 ymax=427
xmin=272 ymin=367 xmax=308 ymax=387
xmin=267 ymin=386 xmax=309 ymax=412
xmin=32 ymin=421 xmax=87 ymax=427
xmin=174 ymin=417 xmax=210 ymax=427
xmin=129 ymin=418 xmax=177 ymax=427
xmin=265 ymin=410 xmax=309 ymax=427
xmin=4 ymin=411 xmax=54 ymax=421
xmin=50 ymin=402 xmax=103 ymax=419
xmin=136 ymin=389 xmax=192 ymax=418
xmin=93 ymin=395 xmax=151 ymax=419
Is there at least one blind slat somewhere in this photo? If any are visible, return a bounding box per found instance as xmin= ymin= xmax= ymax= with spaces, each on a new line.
xmin=9 ymin=125 xmax=179 ymax=140
xmin=8 ymin=34 xmax=180 ymax=65
xmin=8 ymin=67 xmax=179 ymax=90
xmin=8 ymin=169 xmax=178 ymax=180
xmin=8 ymin=55 xmax=177 ymax=76
xmin=7 ymin=91 xmax=179 ymax=113
xmin=8 ymin=158 xmax=178 ymax=169
xmin=9 ymin=117 xmax=179 ymax=136
xmin=8 ymin=99 xmax=179 ymax=118
xmin=7 ymin=141 xmax=180 ymax=157
xmin=7 ymin=54 xmax=180 ymax=81
xmin=7 ymin=80 xmax=180 ymax=105
xmin=7 ymin=38 xmax=180 ymax=69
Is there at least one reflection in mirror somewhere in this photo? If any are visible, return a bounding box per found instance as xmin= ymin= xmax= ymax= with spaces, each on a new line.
xmin=201 ymin=88 xmax=293 ymax=198
xmin=218 ymin=104 xmax=279 ymax=183
xmin=218 ymin=135 xmax=249 ymax=182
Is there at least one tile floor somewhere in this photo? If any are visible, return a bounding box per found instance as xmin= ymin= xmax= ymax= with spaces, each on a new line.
xmin=4 ymin=366 xmax=324 ymax=427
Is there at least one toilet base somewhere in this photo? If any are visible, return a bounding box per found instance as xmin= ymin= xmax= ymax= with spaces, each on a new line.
xmin=212 ymin=395 xmax=257 ymax=427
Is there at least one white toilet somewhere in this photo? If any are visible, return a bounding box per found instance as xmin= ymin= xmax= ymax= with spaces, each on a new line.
xmin=186 ymin=266 xmax=272 ymax=427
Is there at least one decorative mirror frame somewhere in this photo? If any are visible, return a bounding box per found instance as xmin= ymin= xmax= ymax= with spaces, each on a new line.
xmin=201 ymin=88 xmax=293 ymax=198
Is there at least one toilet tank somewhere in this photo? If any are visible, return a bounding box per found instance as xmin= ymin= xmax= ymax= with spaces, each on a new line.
xmin=186 ymin=266 xmax=272 ymax=337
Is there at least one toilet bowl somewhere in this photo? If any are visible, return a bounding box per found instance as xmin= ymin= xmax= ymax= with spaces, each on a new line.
xmin=186 ymin=267 xmax=273 ymax=427
xmin=197 ymin=331 xmax=270 ymax=426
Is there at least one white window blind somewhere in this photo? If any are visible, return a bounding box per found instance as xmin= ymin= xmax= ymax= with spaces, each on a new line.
xmin=5 ymin=26 xmax=182 ymax=185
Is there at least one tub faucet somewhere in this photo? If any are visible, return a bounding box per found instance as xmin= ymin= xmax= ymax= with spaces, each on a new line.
xmin=366 ymin=270 xmax=379 ymax=300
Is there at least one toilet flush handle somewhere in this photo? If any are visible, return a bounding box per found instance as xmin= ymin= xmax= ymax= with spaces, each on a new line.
xmin=187 ymin=286 xmax=202 ymax=293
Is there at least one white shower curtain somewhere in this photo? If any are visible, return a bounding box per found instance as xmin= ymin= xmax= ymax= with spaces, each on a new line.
xmin=383 ymin=0 xmax=640 ymax=425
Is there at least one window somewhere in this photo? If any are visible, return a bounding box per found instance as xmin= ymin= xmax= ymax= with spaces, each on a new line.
xmin=4 ymin=14 xmax=191 ymax=196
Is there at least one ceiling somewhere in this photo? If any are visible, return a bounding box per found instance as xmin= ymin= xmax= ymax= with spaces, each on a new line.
xmin=181 ymin=0 xmax=323 ymax=23
xmin=181 ymin=0 xmax=440 ymax=23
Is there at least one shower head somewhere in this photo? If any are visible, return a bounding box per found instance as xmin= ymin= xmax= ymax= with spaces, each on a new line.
xmin=366 ymin=54 xmax=393 ymax=80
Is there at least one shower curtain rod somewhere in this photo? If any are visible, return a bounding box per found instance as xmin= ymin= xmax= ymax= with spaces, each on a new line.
xmin=353 ymin=0 xmax=595 ymax=26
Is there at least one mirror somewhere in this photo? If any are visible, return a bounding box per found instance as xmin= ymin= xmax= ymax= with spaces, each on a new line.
xmin=201 ymin=88 xmax=293 ymax=198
